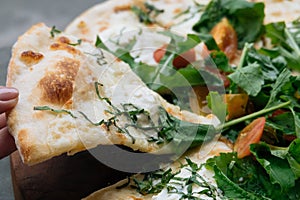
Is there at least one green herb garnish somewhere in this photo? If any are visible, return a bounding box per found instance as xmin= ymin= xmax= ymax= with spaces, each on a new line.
xmin=131 ymin=2 xmax=164 ymax=25
xmin=68 ymin=39 xmax=82 ymax=46
xmin=34 ymin=106 xmax=77 ymax=118
xmin=50 ymin=26 xmax=62 ymax=38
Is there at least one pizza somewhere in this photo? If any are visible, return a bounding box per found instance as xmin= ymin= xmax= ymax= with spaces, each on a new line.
xmin=5 ymin=0 xmax=300 ymax=199
xmin=6 ymin=23 xmax=219 ymax=165
xmin=66 ymin=0 xmax=300 ymax=199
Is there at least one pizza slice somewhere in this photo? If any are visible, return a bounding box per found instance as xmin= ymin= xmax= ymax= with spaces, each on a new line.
xmin=63 ymin=0 xmax=300 ymax=199
xmin=6 ymin=23 xmax=219 ymax=165
xmin=83 ymin=140 xmax=231 ymax=200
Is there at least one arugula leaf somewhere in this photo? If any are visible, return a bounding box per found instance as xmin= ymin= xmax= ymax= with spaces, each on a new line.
xmin=193 ymin=0 xmax=265 ymax=48
xmin=206 ymin=91 xmax=227 ymax=123
xmin=213 ymin=166 xmax=270 ymax=200
xmin=206 ymin=153 xmax=272 ymax=199
xmin=228 ymin=62 xmax=264 ymax=96
xmin=250 ymin=142 xmax=298 ymax=192
xmin=266 ymin=112 xmax=297 ymax=136
xmin=265 ymin=68 xmax=291 ymax=108
xmin=265 ymin=20 xmax=300 ymax=71
xmin=206 ymin=152 xmax=300 ymax=199
xmin=247 ymin=48 xmax=280 ymax=81
xmin=290 ymin=107 xmax=300 ymax=138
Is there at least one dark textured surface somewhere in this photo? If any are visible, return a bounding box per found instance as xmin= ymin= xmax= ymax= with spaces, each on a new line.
xmin=0 ymin=1 xmax=106 ymax=199
xmin=11 ymin=148 xmax=130 ymax=200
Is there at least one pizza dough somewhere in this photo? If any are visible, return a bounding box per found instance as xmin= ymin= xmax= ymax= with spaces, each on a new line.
xmin=6 ymin=23 xmax=218 ymax=165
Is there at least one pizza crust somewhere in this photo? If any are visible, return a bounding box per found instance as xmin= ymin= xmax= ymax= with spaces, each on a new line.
xmin=6 ymin=23 xmax=219 ymax=165
xmin=83 ymin=140 xmax=232 ymax=200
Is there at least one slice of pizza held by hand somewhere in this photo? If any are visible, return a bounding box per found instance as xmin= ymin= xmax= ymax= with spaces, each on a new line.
xmin=6 ymin=23 xmax=219 ymax=165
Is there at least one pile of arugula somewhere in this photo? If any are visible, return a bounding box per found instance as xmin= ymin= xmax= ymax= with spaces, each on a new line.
xmin=95 ymin=0 xmax=300 ymax=198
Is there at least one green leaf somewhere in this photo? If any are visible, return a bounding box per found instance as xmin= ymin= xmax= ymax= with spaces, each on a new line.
xmin=228 ymin=63 xmax=264 ymax=96
xmin=155 ymin=107 xmax=217 ymax=150
xmin=247 ymin=48 xmax=280 ymax=81
xmin=213 ymin=166 xmax=270 ymax=200
xmin=33 ymin=106 xmax=77 ymax=118
xmin=206 ymin=91 xmax=227 ymax=123
xmin=193 ymin=0 xmax=265 ymax=48
xmin=265 ymin=22 xmax=286 ymax=45
xmin=250 ymin=143 xmax=296 ymax=192
xmin=209 ymin=51 xmax=232 ymax=72
xmin=206 ymin=152 xmax=293 ymax=199
xmin=197 ymin=33 xmax=219 ymax=51
xmin=266 ymin=112 xmax=297 ymax=136
xmin=265 ymin=20 xmax=300 ymax=71
xmin=265 ymin=68 xmax=291 ymax=108
xmin=290 ymin=107 xmax=300 ymax=138
xmin=50 ymin=26 xmax=61 ymax=38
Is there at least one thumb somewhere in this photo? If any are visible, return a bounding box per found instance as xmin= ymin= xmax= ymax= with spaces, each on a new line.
xmin=0 ymin=87 xmax=19 ymax=114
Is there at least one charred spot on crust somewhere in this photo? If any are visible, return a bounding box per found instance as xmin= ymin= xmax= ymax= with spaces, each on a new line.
xmin=50 ymin=36 xmax=81 ymax=54
xmin=50 ymin=43 xmax=80 ymax=55
xmin=38 ymin=58 xmax=80 ymax=105
xmin=20 ymin=50 xmax=44 ymax=66
xmin=58 ymin=36 xmax=71 ymax=44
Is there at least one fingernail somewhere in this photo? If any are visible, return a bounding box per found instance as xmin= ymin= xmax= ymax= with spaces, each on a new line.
xmin=0 ymin=87 xmax=19 ymax=101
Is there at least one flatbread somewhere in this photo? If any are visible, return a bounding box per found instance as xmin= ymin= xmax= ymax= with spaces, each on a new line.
xmin=83 ymin=140 xmax=232 ymax=200
xmin=6 ymin=23 xmax=218 ymax=165
xmin=68 ymin=0 xmax=300 ymax=199
xmin=259 ymin=0 xmax=300 ymax=23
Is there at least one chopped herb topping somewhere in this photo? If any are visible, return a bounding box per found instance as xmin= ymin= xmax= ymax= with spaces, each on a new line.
xmin=50 ymin=26 xmax=62 ymax=38
xmin=131 ymin=158 xmax=221 ymax=199
xmin=34 ymin=106 xmax=77 ymax=118
xmin=68 ymin=39 xmax=82 ymax=46
xmin=173 ymin=1 xmax=205 ymax=27
xmin=85 ymin=42 xmax=107 ymax=66
xmin=131 ymin=2 xmax=164 ymax=25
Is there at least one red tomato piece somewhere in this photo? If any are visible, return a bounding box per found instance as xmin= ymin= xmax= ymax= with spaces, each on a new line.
xmin=234 ymin=117 xmax=266 ymax=159
xmin=153 ymin=44 xmax=196 ymax=69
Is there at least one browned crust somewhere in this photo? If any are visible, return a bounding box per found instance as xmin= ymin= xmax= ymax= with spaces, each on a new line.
xmin=20 ymin=50 xmax=44 ymax=66
xmin=38 ymin=58 xmax=80 ymax=105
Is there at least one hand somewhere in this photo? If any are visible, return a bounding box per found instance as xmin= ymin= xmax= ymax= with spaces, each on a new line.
xmin=0 ymin=86 xmax=18 ymax=159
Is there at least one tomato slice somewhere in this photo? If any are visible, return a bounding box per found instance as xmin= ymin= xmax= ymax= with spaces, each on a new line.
xmin=234 ymin=117 xmax=266 ymax=159
xmin=153 ymin=44 xmax=167 ymax=63
xmin=153 ymin=44 xmax=196 ymax=69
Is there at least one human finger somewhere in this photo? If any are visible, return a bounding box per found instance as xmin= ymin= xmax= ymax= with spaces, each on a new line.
xmin=0 ymin=127 xmax=17 ymax=159
xmin=0 ymin=87 xmax=19 ymax=114
xmin=0 ymin=113 xmax=6 ymax=129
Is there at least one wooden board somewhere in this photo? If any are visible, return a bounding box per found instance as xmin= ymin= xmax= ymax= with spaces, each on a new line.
xmin=10 ymin=147 xmax=131 ymax=200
